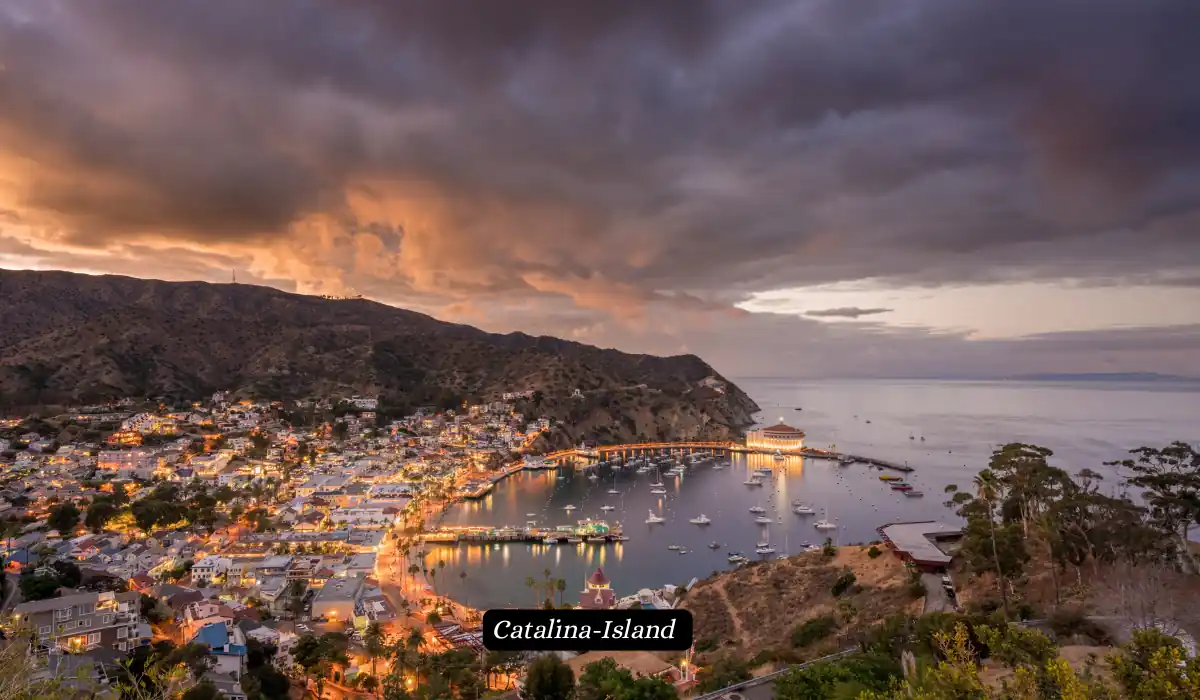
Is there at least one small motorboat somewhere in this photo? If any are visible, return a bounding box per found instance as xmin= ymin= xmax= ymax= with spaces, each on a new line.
xmin=678 ymin=549 xmax=689 ymax=555
xmin=588 ymin=473 xmax=600 ymax=481
xmin=667 ymin=544 xmax=682 ymax=551
xmin=607 ymin=488 xmax=620 ymax=494
xmin=754 ymin=516 xmax=774 ymax=524
xmin=814 ymin=519 xmax=837 ymax=530
xmin=543 ymin=537 xmax=557 ymax=544
xmin=650 ymin=488 xmax=668 ymax=495
xmin=879 ymin=474 xmax=902 ymax=482
xmin=600 ymin=505 xmax=616 ymax=511
xmin=743 ymin=479 xmax=763 ymax=487
xmin=904 ymin=490 xmax=925 ymax=498
xmin=563 ymin=504 xmax=577 ymax=511
xmin=891 ymin=483 xmax=914 ymax=491
xmin=793 ymin=504 xmax=815 ymax=515
xmin=526 ymin=513 xmax=537 ymax=517
xmin=728 ymin=553 xmax=747 ymax=563
xmin=688 ymin=514 xmax=712 ymax=525
xmin=755 ymin=545 xmax=777 ymax=555
xmin=748 ymin=505 xmax=766 ymax=514
xmin=566 ymin=537 xmax=583 ymax=544
xmin=646 ymin=510 xmax=665 ymax=524
xmin=708 ymin=542 xmax=721 ymax=549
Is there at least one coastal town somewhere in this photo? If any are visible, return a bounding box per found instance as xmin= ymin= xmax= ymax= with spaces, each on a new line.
xmin=0 ymin=391 xmax=713 ymax=699
xmin=2 ymin=388 xmax=1198 ymax=700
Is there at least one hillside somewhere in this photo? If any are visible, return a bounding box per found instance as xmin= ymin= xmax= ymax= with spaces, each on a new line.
xmin=682 ymin=546 xmax=923 ymax=664
xmin=0 ymin=270 xmax=759 ymax=442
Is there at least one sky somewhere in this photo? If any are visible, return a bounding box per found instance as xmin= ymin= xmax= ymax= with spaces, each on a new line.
xmin=2 ymin=1 xmax=1200 ymax=379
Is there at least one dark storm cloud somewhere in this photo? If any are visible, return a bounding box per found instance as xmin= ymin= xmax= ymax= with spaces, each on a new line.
xmin=1 ymin=0 xmax=1199 ymax=310
xmin=806 ymin=308 xmax=894 ymax=319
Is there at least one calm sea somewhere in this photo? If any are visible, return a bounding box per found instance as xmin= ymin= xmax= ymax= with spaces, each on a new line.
xmin=421 ymin=379 xmax=1200 ymax=610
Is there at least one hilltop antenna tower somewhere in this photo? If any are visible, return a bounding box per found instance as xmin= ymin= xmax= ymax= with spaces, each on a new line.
xmin=232 ymin=269 xmax=237 ymax=283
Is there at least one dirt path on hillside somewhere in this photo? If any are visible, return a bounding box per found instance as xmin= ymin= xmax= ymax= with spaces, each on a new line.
xmin=712 ymin=577 xmax=747 ymax=643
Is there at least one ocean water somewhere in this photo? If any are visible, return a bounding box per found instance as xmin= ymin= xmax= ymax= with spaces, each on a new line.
xmin=420 ymin=379 xmax=1200 ymax=610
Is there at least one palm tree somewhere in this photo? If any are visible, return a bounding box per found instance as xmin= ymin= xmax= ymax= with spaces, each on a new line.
xmin=408 ymin=563 xmax=420 ymax=589
xmin=429 ymin=568 xmax=437 ymax=596
xmin=363 ymin=622 xmax=386 ymax=678
xmin=525 ymin=575 xmax=537 ymax=606
xmin=974 ymin=468 xmax=1009 ymax=619
xmin=555 ymin=578 xmax=566 ymax=606
xmin=459 ymin=570 xmax=468 ymax=605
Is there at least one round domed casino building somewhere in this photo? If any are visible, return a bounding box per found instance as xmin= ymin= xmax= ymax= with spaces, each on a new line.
xmin=745 ymin=420 xmax=806 ymax=453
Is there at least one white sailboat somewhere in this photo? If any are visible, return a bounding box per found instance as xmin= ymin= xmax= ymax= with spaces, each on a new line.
xmin=814 ymin=507 xmax=837 ymax=530
xmin=756 ymin=526 xmax=776 ymax=555
xmin=607 ymin=474 xmax=620 ymax=495
xmin=649 ymin=467 xmax=665 ymax=489
xmin=646 ymin=509 xmax=666 ymax=524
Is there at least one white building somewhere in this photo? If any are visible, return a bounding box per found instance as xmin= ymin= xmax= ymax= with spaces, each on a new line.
xmin=191 ymin=556 xmax=234 ymax=585
xmin=328 ymin=504 xmax=402 ymax=529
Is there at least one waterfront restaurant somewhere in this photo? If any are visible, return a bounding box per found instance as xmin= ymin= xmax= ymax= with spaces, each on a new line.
xmin=745 ymin=420 xmax=806 ymax=453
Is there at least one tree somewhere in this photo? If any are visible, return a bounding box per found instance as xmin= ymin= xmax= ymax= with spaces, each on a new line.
xmin=555 ymin=577 xmax=566 ymax=606
xmin=523 ymin=654 xmax=575 ymax=700
xmin=695 ymin=656 xmax=752 ymax=693
xmin=1111 ymin=442 xmax=1200 ymax=573
xmin=180 ymin=680 xmax=222 ymax=700
xmin=18 ymin=571 xmax=61 ymax=601
xmin=47 ymin=502 xmax=80 ymax=534
xmin=365 ymin=622 xmax=388 ymax=678
xmin=84 ymin=498 xmax=120 ymax=533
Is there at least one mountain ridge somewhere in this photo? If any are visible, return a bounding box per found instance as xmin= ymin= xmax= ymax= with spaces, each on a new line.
xmin=0 ymin=269 xmax=759 ymax=444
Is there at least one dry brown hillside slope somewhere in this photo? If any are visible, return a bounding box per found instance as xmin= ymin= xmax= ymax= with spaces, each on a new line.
xmin=683 ymin=546 xmax=923 ymax=664
xmin=0 ymin=270 xmax=758 ymax=442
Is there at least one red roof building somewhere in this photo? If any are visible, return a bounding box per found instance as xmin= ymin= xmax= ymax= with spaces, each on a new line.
xmin=579 ymin=568 xmax=615 ymax=609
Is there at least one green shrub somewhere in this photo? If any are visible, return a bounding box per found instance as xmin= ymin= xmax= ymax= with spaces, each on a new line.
xmin=790 ymin=614 xmax=839 ymax=648
xmin=831 ymin=570 xmax=857 ymax=597
xmin=867 ymin=545 xmax=882 ymax=558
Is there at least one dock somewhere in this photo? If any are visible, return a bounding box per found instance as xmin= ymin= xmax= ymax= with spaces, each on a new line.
xmin=419 ymin=522 xmax=625 ymax=545
xmin=542 ymin=442 xmax=916 ymax=473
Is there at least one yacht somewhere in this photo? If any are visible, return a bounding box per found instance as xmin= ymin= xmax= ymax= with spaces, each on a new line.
xmin=748 ymin=505 xmax=766 ymax=514
xmin=678 ymin=548 xmax=689 ymax=555
xmin=563 ymin=504 xmax=577 ymax=511
xmin=600 ymin=505 xmax=616 ymax=511
xmin=754 ymin=516 xmax=774 ymax=524
xmin=607 ymin=488 xmax=620 ymax=495
xmin=667 ymin=544 xmax=682 ymax=551
xmin=804 ymin=544 xmax=824 ymax=553
xmin=754 ymin=466 xmax=774 ymax=475
xmin=756 ymin=540 xmax=770 ymax=549
xmin=566 ymin=537 xmax=583 ymax=544
xmin=526 ymin=512 xmax=537 ymax=517
xmin=743 ymin=478 xmax=763 ymax=486
xmin=688 ymin=514 xmax=712 ymax=525
xmin=814 ymin=509 xmax=837 ymax=530
xmin=756 ymin=545 xmax=777 ymax=555
xmin=646 ymin=510 xmax=666 ymax=524
xmin=650 ymin=487 xmax=668 ymax=495
xmin=708 ymin=541 xmax=721 ymax=549
xmin=728 ymin=553 xmax=747 ymax=564
xmin=793 ymin=504 xmax=815 ymax=515
xmin=543 ymin=537 xmax=558 ymax=544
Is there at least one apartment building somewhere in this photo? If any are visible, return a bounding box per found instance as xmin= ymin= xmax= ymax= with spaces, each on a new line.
xmin=14 ymin=591 xmax=149 ymax=653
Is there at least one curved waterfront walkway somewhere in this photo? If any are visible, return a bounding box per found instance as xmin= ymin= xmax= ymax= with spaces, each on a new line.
xmin=543 ymin=442 xmax=915 ymax=473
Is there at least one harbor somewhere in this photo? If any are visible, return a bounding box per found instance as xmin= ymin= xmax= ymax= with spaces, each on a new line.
xmin=422 ymin=442 xmax=938 ymax=610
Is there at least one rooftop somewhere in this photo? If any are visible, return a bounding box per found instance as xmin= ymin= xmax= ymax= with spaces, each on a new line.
xmin=315 ymin=575 xmax=366 ymax=602
xmin=878 ymin=521 xmax=963 ymax=565
xmin=758 ymin=422 xmax=804 ymax=435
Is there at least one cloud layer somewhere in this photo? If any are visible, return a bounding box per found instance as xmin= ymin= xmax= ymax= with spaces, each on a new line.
xmin=2 ymin=1 xmax=1199 ymax=376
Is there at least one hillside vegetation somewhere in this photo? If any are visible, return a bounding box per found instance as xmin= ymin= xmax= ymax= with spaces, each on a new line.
xmin=0 ymin=270 xmax=758 ymax=442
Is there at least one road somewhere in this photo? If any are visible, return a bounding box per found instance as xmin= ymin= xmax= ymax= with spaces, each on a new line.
xmin=921 ymin=573 xmax=954 ymax=613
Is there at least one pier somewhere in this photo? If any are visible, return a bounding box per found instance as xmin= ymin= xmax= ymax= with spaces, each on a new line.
xmin=418 ymin=522 xmax=625 ymax=545
xmin=542 ymin=442 xmax=915 ymax=473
